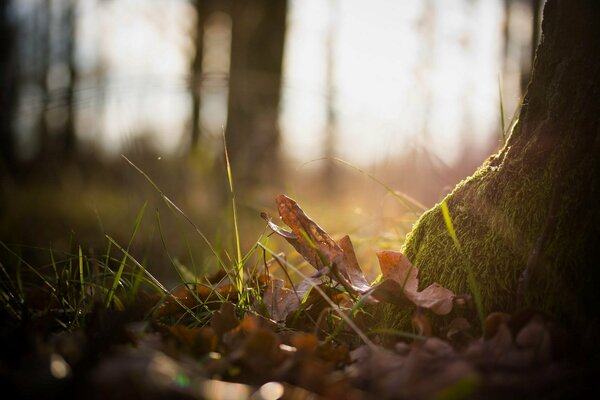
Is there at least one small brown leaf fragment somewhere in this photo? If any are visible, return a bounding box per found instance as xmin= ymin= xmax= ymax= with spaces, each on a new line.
xmin=202 ymin=269 xmax=228 ymax=285
xmin=166 ymin=325 xmax=218 ymax=357
xmin=262 ymin=277 xmax=317 ymax=322
xmin=412 ymin=309 xmax=432 ymax=337
xmin=372 ymin=251 xmax=455 ymax=315
xmin=211 ymin=302 xmax=239 ymax=339
xmin=295 ymin=358 xmax=332 ymax=394
xmin=153 ymin=285 xmax=198 ymax=318
xmin=261 ymin=212 xmax=297 ymax=240
xmin=409 ymin=283 xmax=455 ymax=315
xmin=370 ymin=279 xmax=413 ymax=306
xmin=483 ymin=312 xmax=511 ymax=340
xmin=239 ymin=328 xmax=284 ymax=372
xmin=447 ymin=317 xmax=473 ymax=348
xmin=377 ymin=250 xmax=418 ymax=293
xmin=421 ymin=337 xmax=454 ymax=357
xmin=484 ymin=322 xmax=514 ymax=356
xmin=336 ymin=235 xmax=372 ymax=293
xmin=317 ymin=341 xmax=350 ymax=368
xmin=238 ymin=315 xmax=262 ymax=333
xmin=262 ymin=278 xmax=299 ymax=322
xmin=332 ymin=292 xmax=353 ymax=308
xmin=290 ymin=333 xmax=319 ymax=353
xmin=515 ymin=315 xmax=552 ymax=364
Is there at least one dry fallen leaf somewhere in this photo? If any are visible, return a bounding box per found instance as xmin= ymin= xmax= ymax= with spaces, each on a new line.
xmin=211 ymin=302 xmax=239 ymax=339
xmin=265 ymin=195 xmax=456 ymax=316
xmin=166 ymin=325 xmax=218 ymax=357
xmin=336 ymin=235 xmax=372 ymax=293
xmin=264 ymin=196 xmax=373 ymax=295
xmin=372 ymin=250 xmax=455 ymax=315
xmin=262 ymin=278 xmax=306 ymax=322
xmin=274 ymin=194 xmax=344 ymax=271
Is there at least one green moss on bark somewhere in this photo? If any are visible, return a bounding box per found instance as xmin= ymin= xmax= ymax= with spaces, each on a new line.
xmin=401 ymin=130 xmax=598 ymax=327
xmin=395 ymin=0 xmax=600 ymax=331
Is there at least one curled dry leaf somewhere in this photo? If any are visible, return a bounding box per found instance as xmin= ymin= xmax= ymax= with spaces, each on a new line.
xmin=264 ymin=196 xmax=372 ymax=295
xmin=336 ymin=235 xmax=372 ymax=293
xmin=261 ymin=195 xmax=343 ymax=271
xmin=274 ymin=194 xmax=343 ymax=272
xmin=265 ymin=194 xmax=456 ymax=316
xmin=373 ymin=251 xmax=455 ymax=315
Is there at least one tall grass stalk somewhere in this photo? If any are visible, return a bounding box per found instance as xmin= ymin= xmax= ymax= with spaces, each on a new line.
xmin=155 ymin=210 xmax=213 ymax=317
xmin=121 ymin=155 xmax=227 ymax=273
xmin=302 ymin=157 xmax=427 ymax=214
xmin=78 ymin=246 xmax=85 ymax=304
xmin=104 ymin=202 xmax=147 ymax=308
xmin=222 ymin=134 xmax=245 ymax=303
xmin=106 ymin=235 xmax=202 ymax=323
xmin=498 ymin=77 xmax=507 ymax=145
xmin=1 ymin=241 xmax=55 ymax=295
xmin=440 ymin=200 xmax=485 ymax=329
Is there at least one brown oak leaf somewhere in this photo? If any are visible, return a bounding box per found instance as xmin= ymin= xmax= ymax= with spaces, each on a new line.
xmin=372 ymin=251 xmax=455 ymax=315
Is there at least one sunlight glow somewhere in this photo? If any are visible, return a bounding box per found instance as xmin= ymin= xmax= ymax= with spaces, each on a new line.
xmin=49 ymin=354 xmax=71 ymax=379
xmin=48 ymin=0 xmax=517 ymax=165
xmin=259 ymin=382 xmax=285 ymax=400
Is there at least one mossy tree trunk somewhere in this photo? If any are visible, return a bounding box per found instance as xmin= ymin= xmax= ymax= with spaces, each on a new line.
xmin=402 ymin=0 xmax=600 ymax=329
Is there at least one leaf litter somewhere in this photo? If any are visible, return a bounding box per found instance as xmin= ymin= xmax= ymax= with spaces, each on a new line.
xmin=263 ymin=194 xmax=456 ymax=317
xmin=1 ymin=194 xmax=596 ymax=399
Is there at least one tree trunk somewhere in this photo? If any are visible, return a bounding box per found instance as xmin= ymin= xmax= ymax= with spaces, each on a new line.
xmin=0 ymin=0 xmax=17 ymax=170
xmin=190 ymin=0 xmax=205 ymax=150
xmin=63 ymin=0 xmax=77 ymax=156
xmin=402 ymin=0 xmax=600 ymax=330
xmin=225 ymin=0 xmax=287 ymax=185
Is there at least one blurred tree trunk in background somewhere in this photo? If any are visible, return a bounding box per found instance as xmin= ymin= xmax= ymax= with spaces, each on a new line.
xmin=0 ymin=0 xmax=17 ymax=170
xmin=190 ymin=0 xmax=205 ymax=150
xmin=403 ymin=0 xmax=600 ymax=330
xmin=521 ymin=0 xmax=543 ymax=92
xmin=502 ymin=0 xmax=544 ymax=118
xmin=36 ymin=1 xmax=51 ymax=158
xmin=225 ymin=0 xmax=287 ymax=185
xmin=63 ymin=0 xmax=77 ymax=156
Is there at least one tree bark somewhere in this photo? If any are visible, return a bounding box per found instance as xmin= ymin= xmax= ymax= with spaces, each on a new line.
xmin=402 ymin=0 xmax=600 ymax=329
xmin=63 ymin=0 xmax=77 ymax=156
xmin=190 ymin=0 xmax=205 ymax=150
xmin=0 ymin=0 xmax=17 ymax=170
xmin=225 ymin=0 xmax=287 ymax=185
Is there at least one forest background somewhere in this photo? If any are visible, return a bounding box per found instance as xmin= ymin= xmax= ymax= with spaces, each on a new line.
xmin=0 ymin=0 xmax=541 ymax=284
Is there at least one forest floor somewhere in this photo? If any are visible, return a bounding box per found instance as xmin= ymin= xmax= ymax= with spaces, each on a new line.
xmin=1 ymin=178 xmax=598 ymax=399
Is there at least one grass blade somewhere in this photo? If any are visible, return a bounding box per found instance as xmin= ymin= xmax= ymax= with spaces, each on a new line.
xmin=441 ymin=200 xmax=485 ymax=328
xmin=498 ymin=77 xmax=506 ymax=144
xmin=106 ymin=235 xmax=202 ymax=323
xmin=302 ymin=157 xmax=427 ymax=214
xmin=441 ymin=201 xmax=461 ymax=251
xmin=223 ymin=133 xmax=244 ymax=299
xmin=104 ymin=202 xmax=147 ymax=307
xmin=78 ymin=246 xmax=84 ymax=304
xmin=121 ymin=155 xmax=226 ymax=271
xmin=0 ymin=241 xmax=55 ymax=294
